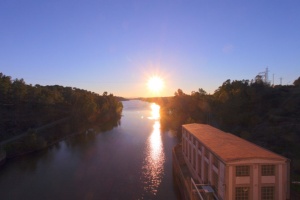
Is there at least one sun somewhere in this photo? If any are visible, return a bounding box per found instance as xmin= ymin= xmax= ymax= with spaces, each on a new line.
xmin=147 ymin=76 xmax=164 ymax=93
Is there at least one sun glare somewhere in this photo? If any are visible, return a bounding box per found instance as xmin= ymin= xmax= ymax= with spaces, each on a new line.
xmin=150 ymin=103 xmax=160 ymax=120
xmin=147 ymin=76 xmax=164 ymax=93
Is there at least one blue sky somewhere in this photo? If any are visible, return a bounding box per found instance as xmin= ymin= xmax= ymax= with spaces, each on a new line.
xmin=1 ymin=0 xmax=299 ymax=97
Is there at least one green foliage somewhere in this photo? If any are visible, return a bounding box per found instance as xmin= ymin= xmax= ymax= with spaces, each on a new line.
xmin=156 ymin=88 xmax=211 ymax=134
xmin=0 ymin=72 xmax=123 ymax=159
xmin=0 ymin=73 xmax=12 ymax=102
xmin=0 ymin=72 xmax=123 ymax=141
xmin=4 ymin=130 xmax=47 ymax=157
xmin=294 ymin=77 xmax=300 ymax=87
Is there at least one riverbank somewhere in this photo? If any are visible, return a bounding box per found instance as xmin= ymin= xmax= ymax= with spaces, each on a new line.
xmin=0 ymin=117 xmax=120 ymax=167
xmin=0 ymin=117 xmax=70 ymax=146
xmin=0 ymin=149 xmax=6 ymax=166
xmin=3 ymin=131 xmax=77 ymax=160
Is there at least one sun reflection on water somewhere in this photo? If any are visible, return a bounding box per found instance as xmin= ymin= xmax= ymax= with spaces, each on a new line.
xmin=141 ymin=103 xmax=165 ymax=197
xmin=148 ymin=103 xmax=160 ymax=120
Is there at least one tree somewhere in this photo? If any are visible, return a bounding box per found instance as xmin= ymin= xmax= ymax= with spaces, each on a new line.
xmin=293 ymin=77 xmax=300 ymax=87
xmin=198 ymin=88 xmax=207 ymax=96
xmin=174 ymin=89 xmax=185 ymax=96
xmin=12 ymin=78 xmax=27 ymax=102
xmin=0 ymin=73 xmax=12 ymax=102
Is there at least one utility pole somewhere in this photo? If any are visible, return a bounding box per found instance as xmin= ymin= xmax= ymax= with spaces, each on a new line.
xmin=266 ymin=67 xmax=269 ymax=83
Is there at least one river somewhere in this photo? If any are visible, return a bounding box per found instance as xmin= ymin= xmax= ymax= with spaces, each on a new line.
xmin=0 ymin=100 xmax=180 ymax=200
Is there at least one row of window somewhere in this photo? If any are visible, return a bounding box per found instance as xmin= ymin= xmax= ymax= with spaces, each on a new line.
xmin=183 ymin=134 xmax=212 ymax=168
xmin=236 ymin=165 xmax=275 ymax=176
xmin=183 ymin=130 xmax=217 ymax=165
xmin=236 ymin=186 xmax=275 ymax=200
xmin=183 ymin=132 xmax=219 ymax=193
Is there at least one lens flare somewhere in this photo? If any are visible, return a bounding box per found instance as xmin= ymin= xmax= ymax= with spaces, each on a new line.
xmin=147 ymin=76 xmax=164 ymax=93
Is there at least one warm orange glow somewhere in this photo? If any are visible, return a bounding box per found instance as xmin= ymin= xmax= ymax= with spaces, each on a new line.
xmin=147 ymin=76 xmax=164 ymax=93
xmin=150 ymin=121 xmax=163 ymax=161
xmin=149 ymin=103 xmax=160 ymax=120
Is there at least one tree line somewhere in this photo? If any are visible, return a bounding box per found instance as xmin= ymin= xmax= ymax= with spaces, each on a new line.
xmin=0 ymin=72 xmax=123 ymax=142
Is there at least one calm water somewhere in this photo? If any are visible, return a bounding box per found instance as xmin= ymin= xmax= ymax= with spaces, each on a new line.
xmin=0 ymin=100 xmax=180 ymax=200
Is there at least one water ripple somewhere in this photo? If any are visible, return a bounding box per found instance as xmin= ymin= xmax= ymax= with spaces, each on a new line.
xmin=141 ymin=120 xmax=165 ymax=198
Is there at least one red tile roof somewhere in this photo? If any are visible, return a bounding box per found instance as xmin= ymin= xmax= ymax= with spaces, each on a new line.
xmin=183 ymin=123 xmax=287 ymax=163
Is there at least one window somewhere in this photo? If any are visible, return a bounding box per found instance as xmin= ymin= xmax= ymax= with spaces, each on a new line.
xmin=193 ymin=137 xmax=197 ymax=145
xmin=189 ymin=145 xmax=191 ymax=162
xmin=185 ymin=141 xmax=188 ymax=156
xmin=204 ymin=148 xmax=209 ymax=158
xmin=204 ymin=162 xmax=209 ymax=183
xmin=193 ymin=149 xmax=196 ymax=169
xmin=212 ymin=171 xmax=219 ymax=193
xmin=198 ymin=142 xmax=202 ymax=152
xmin=236 ymin=166 xmax=250 ymax=176
xmin=262 ymin=165 xmax=275 ymax=176
xmin=212 ymin=155 xmax=219 ymax=168
xmin=235 ymin=187 xmax=249 ymax=200
xmin=261 ymin=186 xmax=275 ymax=200
xmin=198 ymin=154 xmax=202 ymax=178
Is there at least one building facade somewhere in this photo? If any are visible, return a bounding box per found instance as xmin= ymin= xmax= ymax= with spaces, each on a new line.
xmin=181 ymin=123 xmax=290 ymax=200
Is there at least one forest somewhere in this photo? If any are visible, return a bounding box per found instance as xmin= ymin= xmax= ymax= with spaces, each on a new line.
xmin=0 ymin=72 xmax=123 ymax=158
xmin=145 ymin=76 xmax=300 ymax=191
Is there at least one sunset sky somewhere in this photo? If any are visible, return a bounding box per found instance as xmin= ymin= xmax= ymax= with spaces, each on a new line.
xmin=1 ymin=0 xmax=300 ymax=97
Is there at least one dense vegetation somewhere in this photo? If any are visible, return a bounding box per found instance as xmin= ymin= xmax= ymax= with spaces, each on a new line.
xmin=146 ymin=77 xmax=300 ymax=187
xmin=0 ymin=72 xmax=123 ymax=157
